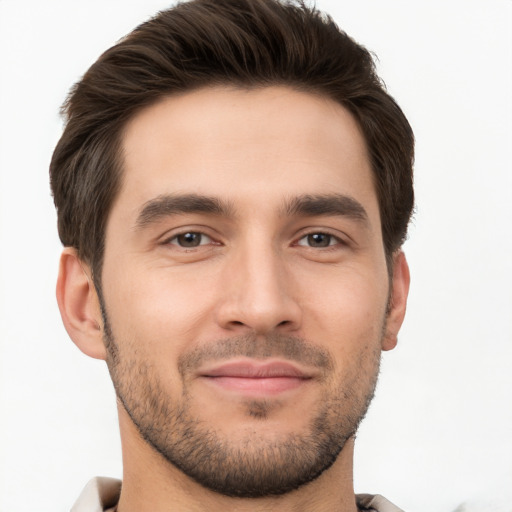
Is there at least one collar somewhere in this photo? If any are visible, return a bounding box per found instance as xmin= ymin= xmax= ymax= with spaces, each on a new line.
xmin=71 ymin=477 xmax=404 ymax=512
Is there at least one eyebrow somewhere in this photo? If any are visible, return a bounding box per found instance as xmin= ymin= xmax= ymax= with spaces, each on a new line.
xmin=283 ymin=193 xmax=369 ymax=225
xmin=135 ymin=193 xmax=234 ymax=230
xmin=134 ymin=192 xmax=369 ymax=230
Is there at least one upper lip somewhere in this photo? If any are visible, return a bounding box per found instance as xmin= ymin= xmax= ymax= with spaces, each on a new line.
xmin=199 ymin=359 xmax=314 ymax=379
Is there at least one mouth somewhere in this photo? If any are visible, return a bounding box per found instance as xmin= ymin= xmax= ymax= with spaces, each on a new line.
xmin=198 ymin=359 xmax=314 ymax=396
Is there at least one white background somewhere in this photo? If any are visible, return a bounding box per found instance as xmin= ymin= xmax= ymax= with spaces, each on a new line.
xmin=0 ymin=1 xmax=511 ymax=511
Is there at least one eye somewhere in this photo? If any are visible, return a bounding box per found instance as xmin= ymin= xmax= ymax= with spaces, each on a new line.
xmin=168 ymin=232 xmax=213 ymax=248
xmin=296 ymin=232 xmax=341 ymax=248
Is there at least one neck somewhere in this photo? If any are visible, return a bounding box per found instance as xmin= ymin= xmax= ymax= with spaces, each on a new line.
xmin=116 ymin=405 xmax=358 ymax=512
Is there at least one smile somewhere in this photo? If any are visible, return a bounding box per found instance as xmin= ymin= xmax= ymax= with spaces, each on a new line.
xmin=198 ymin=360 xmax=314 ymax=396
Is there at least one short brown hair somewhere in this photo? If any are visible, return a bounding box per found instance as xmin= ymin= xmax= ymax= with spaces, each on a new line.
xmin=50 ymin=0 xmax=414 ymax=282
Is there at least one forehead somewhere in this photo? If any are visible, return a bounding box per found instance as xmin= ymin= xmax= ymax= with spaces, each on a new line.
xmin=116 ymin=85 xmax=378 ymax=222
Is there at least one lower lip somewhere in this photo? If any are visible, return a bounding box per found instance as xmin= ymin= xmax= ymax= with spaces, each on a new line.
xmin=203 ymin=376 xmax=308 ymax=395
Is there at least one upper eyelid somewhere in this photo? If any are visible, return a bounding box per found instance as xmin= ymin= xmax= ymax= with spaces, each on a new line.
xmin=295 ymin=233 xmax=345 ymax=247
xmin=167 ymin=232 xmax=213 ymax=244
xmin=157 ymin=226 xmax=351 ymax=245
xmin=159 ymin=226 xmax=219 ymax=243
xmin=293 ymin=227 xmax=350 ymax=243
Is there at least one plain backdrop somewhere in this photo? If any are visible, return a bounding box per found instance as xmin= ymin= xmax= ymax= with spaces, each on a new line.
xmin=0 ymin=1 xmax=511 ymax=511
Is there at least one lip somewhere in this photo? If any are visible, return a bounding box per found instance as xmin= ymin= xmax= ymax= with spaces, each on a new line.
xmin=198 ymin=360 xmax=314 ymax=396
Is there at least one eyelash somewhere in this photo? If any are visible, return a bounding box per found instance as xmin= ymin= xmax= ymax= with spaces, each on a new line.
xmin=165 ymin=231 xmax=216 ymax=249
xmin=163 ymin=230 xmax=346 ymax=250
xmin=295 ymin=232 xmax=345 ymax=249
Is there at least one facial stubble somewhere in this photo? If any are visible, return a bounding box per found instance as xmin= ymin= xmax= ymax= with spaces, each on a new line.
xmin=101 ymin=304 xmax=383 ymax=498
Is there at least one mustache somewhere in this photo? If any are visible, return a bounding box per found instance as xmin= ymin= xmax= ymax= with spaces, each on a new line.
xmin=178 ymin=333 xmax=334 ymax=376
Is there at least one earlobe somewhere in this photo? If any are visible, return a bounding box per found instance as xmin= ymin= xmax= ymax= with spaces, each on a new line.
xmin=382 ymin=251 xmax=410 ymax=351
xmin=56 ymin=248 xmax=107 ymax=360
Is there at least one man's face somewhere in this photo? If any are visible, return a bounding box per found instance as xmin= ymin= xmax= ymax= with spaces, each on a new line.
xmin=99 ymin=86 xmax=398 ymax=496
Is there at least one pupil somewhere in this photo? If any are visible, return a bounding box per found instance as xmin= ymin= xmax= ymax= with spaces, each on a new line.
xmin=308 ymin=233 xmax=330 ymax=247
xmin=179 ymin=232 xmax=200 ymax=247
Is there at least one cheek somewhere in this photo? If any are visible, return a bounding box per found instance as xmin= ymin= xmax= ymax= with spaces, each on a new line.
xmin=102 ymin=263 xmax=219 ymax=353
xmin=299 ymin=267 xmax=388 ymax=352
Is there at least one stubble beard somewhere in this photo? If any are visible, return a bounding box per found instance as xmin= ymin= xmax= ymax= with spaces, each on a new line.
xmin=101 ymin=306 xmax=382 ymax=498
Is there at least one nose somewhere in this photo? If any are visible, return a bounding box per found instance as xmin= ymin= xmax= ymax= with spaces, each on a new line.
xmin=214 ymin=242 xmax=302 ymax=334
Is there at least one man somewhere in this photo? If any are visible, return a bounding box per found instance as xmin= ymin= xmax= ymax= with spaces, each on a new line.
xmin=50 ymin=0 xmax=414 ymax=510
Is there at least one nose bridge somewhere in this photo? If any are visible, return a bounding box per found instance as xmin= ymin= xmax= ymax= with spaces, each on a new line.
xmin=243 ymin=240 xmax=284 ymax=307
xmin=217 ymin=231 xmax=301 ymax=333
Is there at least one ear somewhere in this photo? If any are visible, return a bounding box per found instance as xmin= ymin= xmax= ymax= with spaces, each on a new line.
xmin=381 ymin=250 xmax=410 ymax=351
xmin=56 ymin=248 xmax=107 ymax=360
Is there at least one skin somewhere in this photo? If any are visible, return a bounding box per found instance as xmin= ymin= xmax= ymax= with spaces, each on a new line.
xmin=57 ymin=86 xmax=410 ymax=512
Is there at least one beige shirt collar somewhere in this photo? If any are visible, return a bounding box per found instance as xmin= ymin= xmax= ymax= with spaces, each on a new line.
xmin=71 ymin=477 xmax=120 ymax=512
xmin=71 ymin=477 xmax=405 ymax=512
